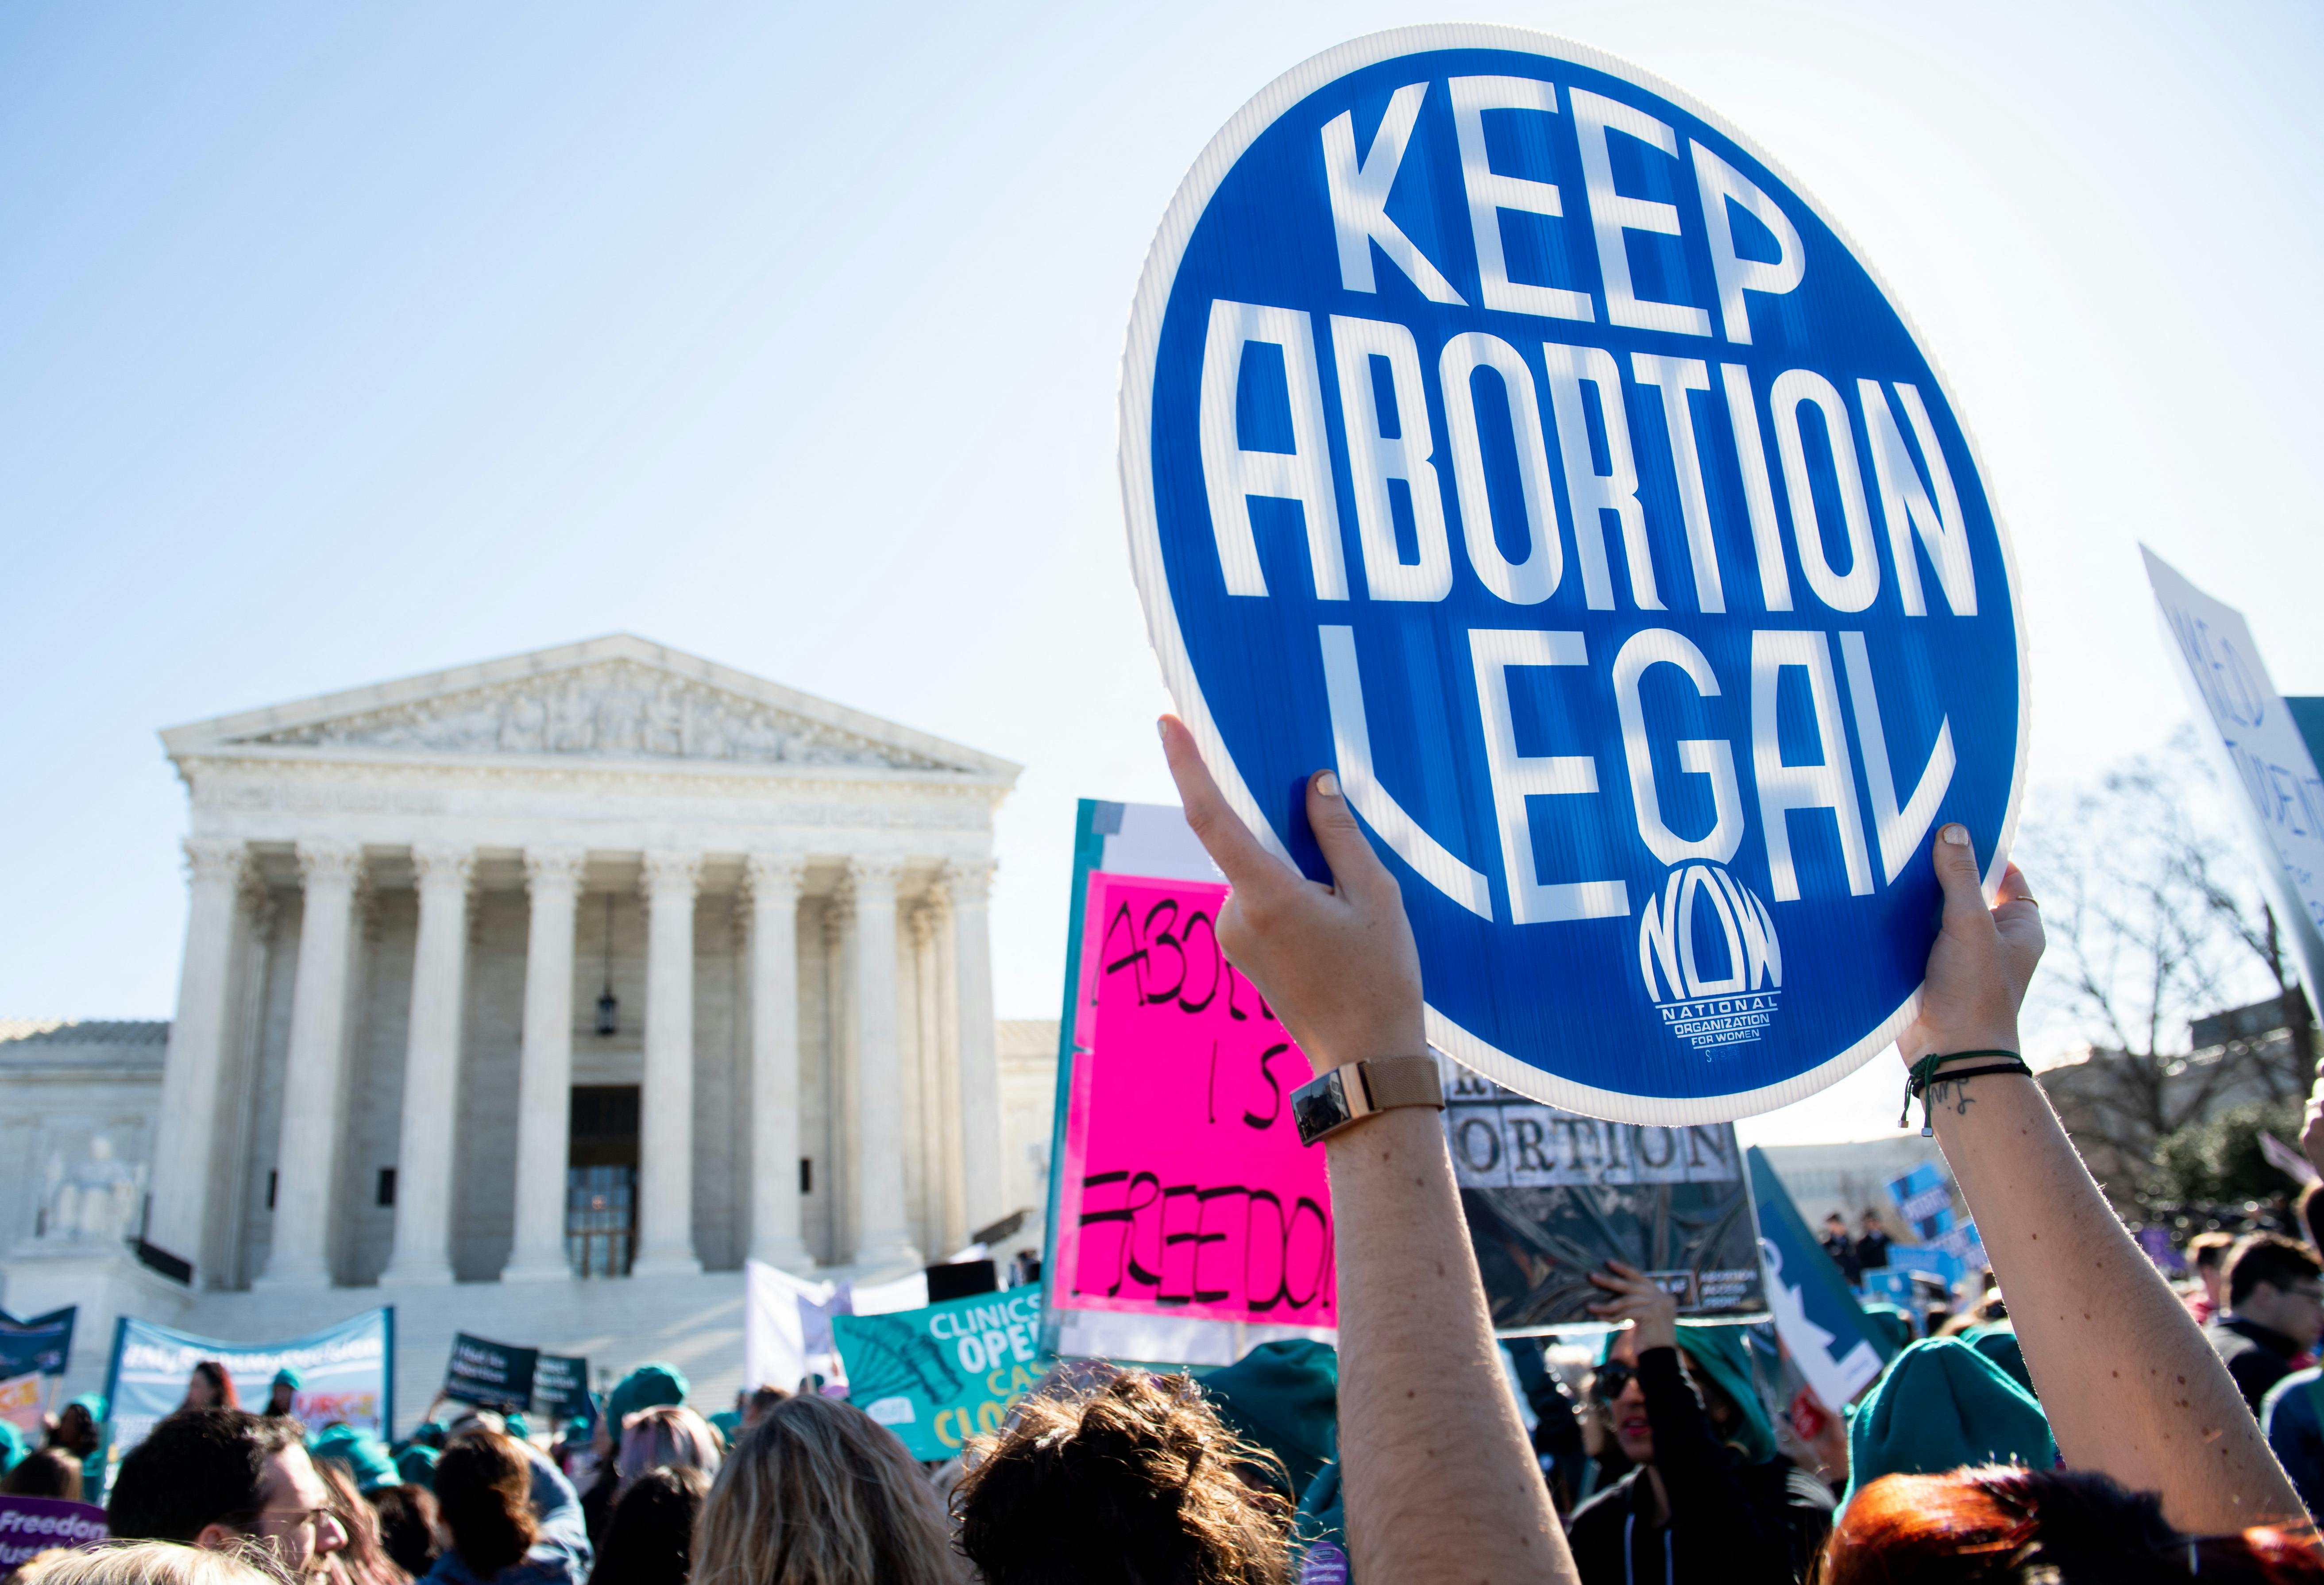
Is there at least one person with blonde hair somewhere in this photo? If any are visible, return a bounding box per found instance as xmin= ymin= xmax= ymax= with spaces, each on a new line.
xmin=692 ymin=1395 xmax=959 ymax=1585
xmin=612 ymin=1406 xmax=721 ymax=1496
xmin=16 ymin=1542 xmax=280 ymax=1585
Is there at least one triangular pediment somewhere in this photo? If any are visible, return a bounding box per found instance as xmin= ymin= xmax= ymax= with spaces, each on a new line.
xmin=160 ymin=635 xmax=1018 ymax=781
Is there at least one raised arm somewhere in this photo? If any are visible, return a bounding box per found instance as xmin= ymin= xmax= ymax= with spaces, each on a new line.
xmin=1908 ymin=823 xmax=2301 ymax=1530
xmin=1159 ymin=717 xmax=1570 ymax=1585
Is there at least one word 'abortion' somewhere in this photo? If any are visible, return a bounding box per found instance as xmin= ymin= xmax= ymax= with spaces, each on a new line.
xmin=1201 ymin=80 xmax=1976 ymax=627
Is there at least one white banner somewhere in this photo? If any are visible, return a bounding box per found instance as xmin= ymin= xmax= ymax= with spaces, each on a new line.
xmin=742 ymin=1262 xmax=838 ymax=1395
xmin=2143 ymin=548 xmax=2324 ymax=1001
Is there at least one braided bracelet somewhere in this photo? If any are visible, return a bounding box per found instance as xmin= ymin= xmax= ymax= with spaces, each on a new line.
xmin=1899 ymin=1050 xmax=2032 ymax=1135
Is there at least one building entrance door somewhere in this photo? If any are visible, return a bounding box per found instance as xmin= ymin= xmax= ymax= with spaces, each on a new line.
xmin=567 ymin=1085 xmax=640 ymax=1277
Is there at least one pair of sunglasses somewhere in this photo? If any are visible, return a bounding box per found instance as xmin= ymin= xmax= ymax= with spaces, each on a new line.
xmin=1589 ymin=1358 xmax=1700 ymax=1404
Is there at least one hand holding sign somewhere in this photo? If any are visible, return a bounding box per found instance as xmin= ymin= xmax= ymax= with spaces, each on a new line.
xmin=1158 ymin=715 xmax=1422 ymax=1072
xmin=1895 ymin=828 xmax=2042 ymax=1071
xmin=1584 ymin=1260 xmax=1679 ymax=1353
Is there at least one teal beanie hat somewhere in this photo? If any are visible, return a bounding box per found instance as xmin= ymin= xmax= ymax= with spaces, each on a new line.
xmin=1965 ymin=1323 xmax=2035 ymax=1398
xmin=1857 ymin=1301 xmax=1915 ymax=1356
xmin=310 ymin=1424 xmax=401 ymax=1492
xmin=0 ymin=1420 xmax=24 ymax=1473
xmin=1844 ymin=1338 xmax=2054 ymax=1510
xmin=1200 ymin=1340 xmax=1340 ymax=1497
xmin=394 ymin=1443 xmax=439 ymax=1490
xmin=607 ymin=1363 xmax=688 ymax=1429
xmin=1674 ymin=1323 xmax=1777 ymax=1465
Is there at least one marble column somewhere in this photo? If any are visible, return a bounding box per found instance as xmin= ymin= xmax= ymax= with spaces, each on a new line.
xmin=948 ymin=859 xmax=1006 ymax=1233
xmin=504 ymin=849 xmax=586 ymax=1281
xmin=822 ymin=882 xmax=853 ymax=1263
xmin=255 ymin=840 xmax=364 ymax=1290
xmin=912 ymin=898 xmax=964 ymax=1256
xmin=381 ymin=845 xmax=474 ymax=1285
xmin=633 ymin=850 xmax=703 ymax=1277
xmin=148 ymin=837 xmax=249 ymax=1275
xmin=849 ymin=858 xmax=921 ymax=1271
xmin=745 ymin=855 xmax=815 ymax=1272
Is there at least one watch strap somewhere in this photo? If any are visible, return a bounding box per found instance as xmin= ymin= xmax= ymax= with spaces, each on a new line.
xmin=1352 ymin=1056 xmax=1444 ymax=1115
xmin=1293 ymin=1056 xmax=1444 ymax=1145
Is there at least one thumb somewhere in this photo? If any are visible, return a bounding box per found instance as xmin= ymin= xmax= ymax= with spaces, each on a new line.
xmin=1932 ymin=822 xmax=1990 ymax=929
xmin=1306 ymin=769 xmax=1395 ymax=904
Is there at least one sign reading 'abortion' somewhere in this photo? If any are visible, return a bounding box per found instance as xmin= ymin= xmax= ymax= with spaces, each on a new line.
xmin=1054 ymin=872 xmax=1334 ymax=1328
xmin=1122 ymin=25 xmax=2026 ymax=1120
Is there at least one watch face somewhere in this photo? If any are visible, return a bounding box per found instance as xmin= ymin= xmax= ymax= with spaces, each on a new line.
xmin=1292 ymin=1069 xmax=1351 ymax=1145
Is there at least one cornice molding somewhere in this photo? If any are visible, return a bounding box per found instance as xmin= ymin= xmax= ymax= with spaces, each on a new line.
xmin=159 ymin=636 xmax=1022 ymax=785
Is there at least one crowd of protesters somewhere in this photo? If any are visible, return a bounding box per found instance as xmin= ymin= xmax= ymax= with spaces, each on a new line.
xmin=0 ymin=737 xmax=2317 ymax=1582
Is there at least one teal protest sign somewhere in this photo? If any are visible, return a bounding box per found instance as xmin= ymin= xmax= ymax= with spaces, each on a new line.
xmin=533 ymin=1354 xmax=589 ymax=1420
xmin=830 ymin=1286 xmax=1048 ymax=1461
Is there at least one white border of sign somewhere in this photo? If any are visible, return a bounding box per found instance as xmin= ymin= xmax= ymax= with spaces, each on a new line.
xmin=1118 ymin=23 xmax=2030 ymax=1123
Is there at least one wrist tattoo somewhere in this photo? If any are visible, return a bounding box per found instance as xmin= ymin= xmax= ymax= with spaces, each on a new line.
xmin=1928 ymin=1078 xmax=1976 ymax=1118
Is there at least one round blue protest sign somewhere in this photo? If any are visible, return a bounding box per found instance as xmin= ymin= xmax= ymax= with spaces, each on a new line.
xmin=1122 ymin=26 xmax=2026 ymax=1122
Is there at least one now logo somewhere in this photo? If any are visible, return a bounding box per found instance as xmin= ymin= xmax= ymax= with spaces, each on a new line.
xmin=1637 ymin=864 xmax=1780 ymax=1007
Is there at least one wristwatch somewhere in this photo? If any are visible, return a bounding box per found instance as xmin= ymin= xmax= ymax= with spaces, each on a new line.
xmin=1289 ymin=1056 xmax=1445 ymax=1145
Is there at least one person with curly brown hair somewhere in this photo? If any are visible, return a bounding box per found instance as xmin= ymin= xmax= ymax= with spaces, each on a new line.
xmin=954 ymin=1366 xmax=1296 ymax=1585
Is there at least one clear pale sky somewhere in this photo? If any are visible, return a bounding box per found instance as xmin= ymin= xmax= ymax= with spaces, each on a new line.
xmin=4 ymin=2 xmax=2318 ymax=1146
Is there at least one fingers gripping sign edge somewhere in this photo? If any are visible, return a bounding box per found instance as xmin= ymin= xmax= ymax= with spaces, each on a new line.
xmin=1158 ymin=714 xmax=1289 ymax=896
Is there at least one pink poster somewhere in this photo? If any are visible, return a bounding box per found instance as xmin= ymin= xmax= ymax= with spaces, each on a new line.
xmin=1054 ymin=872 xmax=1336 ymax=1327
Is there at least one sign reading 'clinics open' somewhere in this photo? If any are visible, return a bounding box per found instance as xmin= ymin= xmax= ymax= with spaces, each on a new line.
xmin=1122 ymin=27 xmax=2026 ymax=1122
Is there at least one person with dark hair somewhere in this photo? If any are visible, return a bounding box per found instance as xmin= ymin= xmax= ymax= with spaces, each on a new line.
xmin=591 ymin=1465 xmax=708 ymax=1585
xmin=1854 ymin=1211 xmax=1893 ymax=1274
xmin=739 ymin=1386 xmax=787 ymax=1431
xmin=955 ymin=1368 xmax=1293 ymax=1584
xmin=267 ymin=1370 xmax=303 ymax=1421
xmin=2206 ymin=1233 xmax=2324 ymax=1416
xmin=425 ymin=1429 xmax=588 ymax=1585
xmin=368 ymin=1485 xmax=442 ymax=1580
xmin=180 ymin=1362 xmax=239 ymax=1414
xmin=0 ymin=1447 xmax=83 ymax=1502
xmin=1564 ymin=1267 xmax=1833 ymax=1584
xmin=694 ymin=1395 xmax=959 ymax=1585
xmin=1820 ymin=1213 xmax=1863 ymax=1286
xmin=2185 ymin=1230 xmax=2237 ymax=1324
xmin=48 ymin=1397 xmax=104 ymax=1504
xmin=1823 ymin=1466 xmax=2320 ymax=1582
xmin=106 ymin=1408 xmax=348 ymax=1577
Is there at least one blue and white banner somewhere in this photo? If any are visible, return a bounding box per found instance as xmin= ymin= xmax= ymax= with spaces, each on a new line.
xmin=1122 ymin=26 xmax=2026 ymax=1121
xmin=104 ymin=1308 xmax=394 ymax=1456
xmin=1886 ymin=1161 xmax=1983 ymax=1269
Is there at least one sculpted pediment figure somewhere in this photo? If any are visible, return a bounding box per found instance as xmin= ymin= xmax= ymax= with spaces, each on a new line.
xmin=161 ymin=636 xmax=1014 ymax=780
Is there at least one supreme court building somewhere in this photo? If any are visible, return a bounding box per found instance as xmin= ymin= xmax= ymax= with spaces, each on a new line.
xmin=0 ymin=636 xmax=1049 ymax=1417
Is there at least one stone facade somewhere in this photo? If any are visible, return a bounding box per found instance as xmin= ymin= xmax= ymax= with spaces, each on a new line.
xmin=0 ymin=638 xmax=1047 ymax=1422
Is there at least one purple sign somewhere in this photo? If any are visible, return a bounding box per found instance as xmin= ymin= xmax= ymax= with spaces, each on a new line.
xmin=0 ymin=1496 xmax=107 ymax=1576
